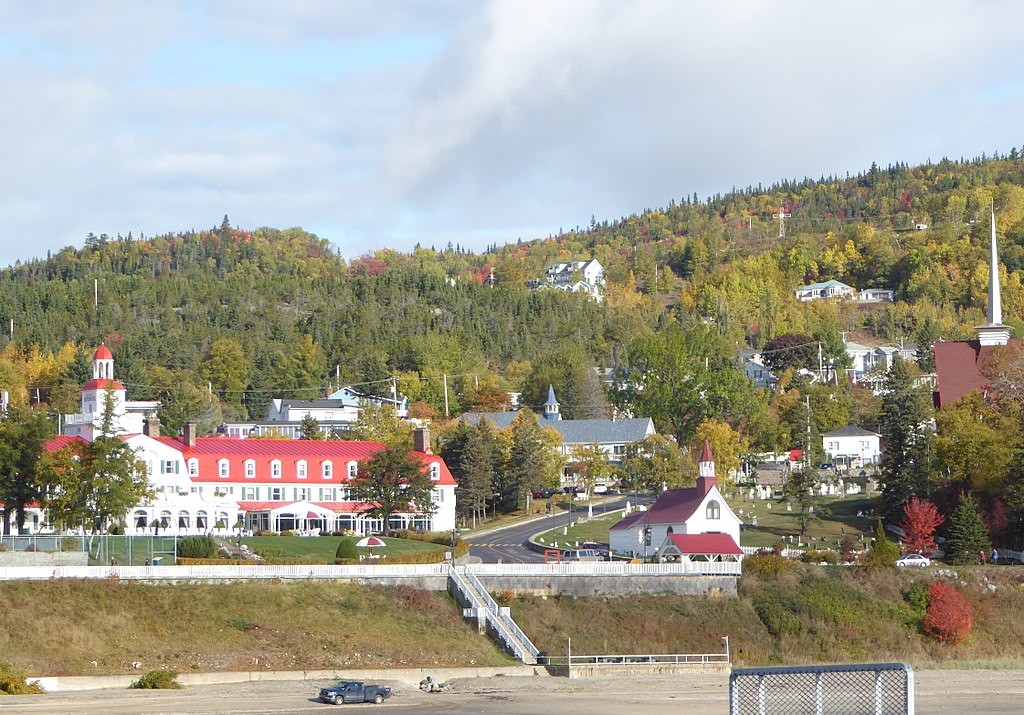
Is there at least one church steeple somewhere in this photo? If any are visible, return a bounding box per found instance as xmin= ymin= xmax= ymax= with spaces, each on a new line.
xmin=976 ymin=206 xmax=1012 ymax=347
xmin=543 ymin=385 xmax=561 ymax=421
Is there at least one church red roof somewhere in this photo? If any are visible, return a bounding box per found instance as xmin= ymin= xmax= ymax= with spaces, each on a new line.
xmin=933 ymin=339 xmax=1022 ymax=408
xmin=94 ymin=344 xmax=113 ymax=360
xmin=664 ymin=532 xmax=742 ymax=555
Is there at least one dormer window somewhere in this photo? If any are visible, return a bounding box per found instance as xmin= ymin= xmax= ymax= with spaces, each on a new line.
xmin=296 ymin=460 xmax=307 ymax=479
xmin=188 ymin=458 xmax=199 ymax=476
xmin=706 ymin=500 xmax=721 ymax=520
xmin=322 ymin=461 xmax=333 ymax=479
xmin=245 ymin=459 xmax=256 ymax=479
xmin=347 ymin=461 xmax=357 ymax=479
xmin=271 ymin=460 xmax=282 ymax=479
xmin=430 ymin=464 xmax=440 ymax=481
xmin=218 ymin=459 xmax=229 ymax=478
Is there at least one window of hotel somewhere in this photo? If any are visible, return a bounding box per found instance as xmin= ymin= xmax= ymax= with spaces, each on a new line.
xmin=295 ymin=487 xmax=310 ymax=501
xmin=347 ymin=462 xmax=357 ymax=479
xmin=271 ymin=460 xmax=282 ymax=479
xmin=296 ymin=460 xmax=307 ymax=479
xmin=269 ymin=487 xmax=284 ymax=501
xmin=218 ymin=459 xmax=230 ymax=478
xmin=242 ymin=486 xmax=257 ymax=500
xmin=161 ymin=460 xmax=179 ymax=474
xmin=245 ymin=460 xmax=256 ymax=479
xmin=322 ymin=461 xmax=333 ymax=479
xmin=188 ymin=459 xmax=199 ymax=476
xmin=706 ymin=500 xmax=721 ymax=520
xmin=430 ymin=464 xmax=440 ymax=481
xmin=319 ymin=487 xmax=335 ymax=501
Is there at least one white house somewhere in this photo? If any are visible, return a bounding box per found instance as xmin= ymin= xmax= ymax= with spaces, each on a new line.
xmin=795 ymin=280 xmax=856 ymax=302
xmin=608 ymin=443 xmax=742 ymax=559
xmin=545 ymin=259 xmax=604 ymax=301
xmin=821 ymin=425 xmax=881 ymax=469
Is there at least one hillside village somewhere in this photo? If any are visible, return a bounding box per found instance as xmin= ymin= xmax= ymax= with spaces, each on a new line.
xmin=0 ymin=154 xmax=1023 ymax=570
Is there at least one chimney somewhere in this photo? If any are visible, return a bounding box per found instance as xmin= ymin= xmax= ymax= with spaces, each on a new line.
xmin=183 ymin=422 xmax=197 ymax=448
xmin=143 ymin=418 xmax=160 ymax=438
xmin=413 ymin=426 xmax=432 ymax=454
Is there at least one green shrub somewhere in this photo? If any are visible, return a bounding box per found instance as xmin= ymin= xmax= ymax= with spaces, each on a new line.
xmin=752 ymin=591 xmax=804 ymax=638
xmin=802 ymin=549 xmax=839 ymax=565
xmin=906 ymin=581 xmax=929 ymax=617
xmin=335 ymin=538 xmax=360 ymax=563
xmin=176 ymin=535 xmax=217 ymax=559
xmin=744 ymin=554 xmax=798 ymax=577
xmin=60 ymin=537 xmax=79 ymax=552
xmin=129 ymin=669 xmax=182 ymax=689
xmin=0 ymin=660 xmax=45 ymax=695
xmin=862 ymin=521 xmax=900 ymax=569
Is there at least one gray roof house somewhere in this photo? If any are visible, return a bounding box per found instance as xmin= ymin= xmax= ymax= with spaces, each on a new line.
xmin=462 ymin=386 xmax=655 ymax=463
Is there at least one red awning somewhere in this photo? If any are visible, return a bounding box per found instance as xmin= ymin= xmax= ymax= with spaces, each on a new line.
xmin=307 ymin=511 xmax=319 ymax=519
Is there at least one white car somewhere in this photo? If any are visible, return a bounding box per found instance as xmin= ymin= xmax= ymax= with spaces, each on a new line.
xmin=896 ymin=554 xmax=931 ymax=568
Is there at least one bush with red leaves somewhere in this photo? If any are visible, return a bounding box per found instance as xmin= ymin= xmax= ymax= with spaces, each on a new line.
xmin=923 ymin=582 xmax=973 ymax=644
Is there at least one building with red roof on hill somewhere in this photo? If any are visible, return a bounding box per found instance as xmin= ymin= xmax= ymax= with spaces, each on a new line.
xmin=933 ymin=209 xmax=1019 ymax=409
xmin=608 ymin=442 xmax=742 ymax=562
xmin=36 ymin=345 xmax=457 ymax=537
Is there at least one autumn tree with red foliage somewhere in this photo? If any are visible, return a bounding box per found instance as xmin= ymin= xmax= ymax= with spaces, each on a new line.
xmin=900 ymin=497 xmax=945 ymax=555
xmin=923 ymin=582 xmax=973 ymax=644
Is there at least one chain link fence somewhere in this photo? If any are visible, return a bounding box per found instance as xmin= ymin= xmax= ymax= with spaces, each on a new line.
xmin=0 ymin=534 xmax=179 ymax=565
xmin=730 ymin=662 xmax=914 ymax=715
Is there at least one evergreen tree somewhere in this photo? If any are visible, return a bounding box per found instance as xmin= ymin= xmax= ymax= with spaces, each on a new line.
xmin=878 ymin=358 xmax=934 ymax=520
xmin=946 ymin=492 xmax=991 ymax=565
xmin=498 ymin=411 xmax=546 ymax=514
xmin=783 ymin=468 xmax=820 ymax=539
xmin=442 ymin=420 xmax=500 ymax=525
xmin=299 ymin=415 xmax=324 ymax=440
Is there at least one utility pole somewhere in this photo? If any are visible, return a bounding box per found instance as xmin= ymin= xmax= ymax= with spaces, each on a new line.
xmin=773 ymin=205 xmax=792 ymax=239
xmin=443 ymin=374 xmax=450 ymax=417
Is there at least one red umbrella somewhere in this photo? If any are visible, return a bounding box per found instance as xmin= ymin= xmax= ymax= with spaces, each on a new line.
xmin=356 ymin=536 xmax=386 ymax=548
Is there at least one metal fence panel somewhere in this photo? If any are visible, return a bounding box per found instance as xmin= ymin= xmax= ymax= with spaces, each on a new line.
xmin=730 ymin=663 xmax=914 ymax=715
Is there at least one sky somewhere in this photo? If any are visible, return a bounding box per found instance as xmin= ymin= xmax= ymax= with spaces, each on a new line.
xmin=1 ymin=0 xmax=1023 ymax=267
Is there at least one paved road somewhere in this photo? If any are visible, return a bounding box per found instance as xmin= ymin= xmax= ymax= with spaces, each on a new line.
xmin=7 ymin=670 xmax=1024 ymax=714
xmin=463 ymin=494 xmax=651 ymax=563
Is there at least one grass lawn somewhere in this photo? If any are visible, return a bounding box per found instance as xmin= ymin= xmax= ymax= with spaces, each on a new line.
xmin=533 ymin=511 xmax=625 ymax=550
xmin=243 ymin=533 xmax=446 ymax=562
xmin=737 ymin=495 xmax=877 ymax=549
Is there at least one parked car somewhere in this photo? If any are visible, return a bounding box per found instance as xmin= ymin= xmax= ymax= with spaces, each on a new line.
xmin=318 ymin=680 xmax=391 ymax=705
xmin=562 ymin=548 xmax=604 ymax=562
xmin=581 ymin=541 xmax=611 ymax=558
xmin=895 ymin=554 xmax=931 ymax=568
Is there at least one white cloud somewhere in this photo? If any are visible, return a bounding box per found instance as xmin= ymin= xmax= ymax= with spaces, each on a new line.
xmin=0 ymin=0 xmax=1023 ymax=265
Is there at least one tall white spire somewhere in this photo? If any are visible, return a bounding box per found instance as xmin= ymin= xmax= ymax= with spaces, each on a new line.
xmin=976 ymin=205 xmax=1011 ymax=346
xmin=989 ymin=206 xmax=1002 ymax=325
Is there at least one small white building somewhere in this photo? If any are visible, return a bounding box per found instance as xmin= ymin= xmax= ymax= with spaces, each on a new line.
xmin=821 ymin=425 xmax=881 ymax=469
xmin=795 ymin=280 xmax=856 ymax=302
xmin=608 ymin=443 xmax=742 ymax=559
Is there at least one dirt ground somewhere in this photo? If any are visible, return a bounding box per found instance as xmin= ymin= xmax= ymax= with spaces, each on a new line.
xmin=4 ymin=669 xmax=1024 ymax=713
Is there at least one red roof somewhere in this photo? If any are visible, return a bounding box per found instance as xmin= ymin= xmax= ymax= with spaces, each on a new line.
xmin=609 ymin=486 xmax=712 ymax=530
xmin=82 ymin=378 xmax=126 ymax=392
xmin=94 ymin=344 xmax=113 ymax=360
xmin=43 ymin=435 xmax=88 ymax=452
xmin=933 ymin=339 xmax=1022 ymax=408
xmin=664 ymin=533 xmax=742 ymax=555
xmin=153 ymin=436 xmax=457 ymax=486
xmin=699 ymin=441 xmax=713 ymax=464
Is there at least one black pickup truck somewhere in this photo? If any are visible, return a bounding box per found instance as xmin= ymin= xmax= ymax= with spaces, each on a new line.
xmin=318 ymin=680 xmax=392 ymax=705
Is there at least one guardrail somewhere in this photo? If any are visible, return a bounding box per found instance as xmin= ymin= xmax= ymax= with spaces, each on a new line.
xmin=0 ymin=560 xmax=741 ymax=582
xmin=544 ymin=652 xmax=728 ymax=667
xmin=468 ymin=561 xmax=742 ymax=576
xmin=460 ymin=566 xmax=540 ymax=663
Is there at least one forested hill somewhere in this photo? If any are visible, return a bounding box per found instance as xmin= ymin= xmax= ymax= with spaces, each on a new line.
xmin=3 ymin=151 xmax=1024 ymax=441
